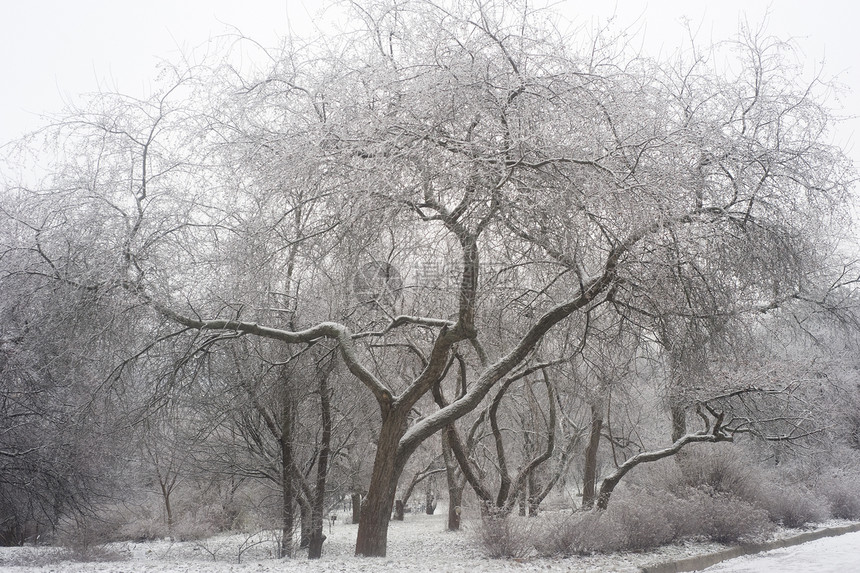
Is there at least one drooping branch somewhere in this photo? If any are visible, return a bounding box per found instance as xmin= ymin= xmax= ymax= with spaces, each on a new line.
xmin=129 ymin=286 xmax=394 ymax=408
xmin=594 ymin=405 xmax=733 ymax=510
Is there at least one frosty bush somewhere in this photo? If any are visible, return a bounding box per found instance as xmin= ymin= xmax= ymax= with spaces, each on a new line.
xmin=533 ymin=511 xmax=623 ymax=556
xmin=637 ymin=445 xmax=829 ymax=529
xmin=533 ymin=484 xmax=774 ymax=557
xmin=475 ymin=514 xmax=533 ymax=559
xmin=820 ymin=474 xmax=860 ymax=519
xmin=55 ymin=519 xmax=129 ymax=563
xmin=685 ymin=487 xmax=774 ymax=543
xmin=672 ymin=447 xmax=762 ymax=500
xmin=756 ymin=485 xmax=828 ymax=528
xmin=604 ymin=491 xmax=677 ymax=551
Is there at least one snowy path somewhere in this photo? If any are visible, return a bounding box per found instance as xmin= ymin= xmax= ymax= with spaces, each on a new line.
xmin=703 ymin=530 xmax=860 ymax=572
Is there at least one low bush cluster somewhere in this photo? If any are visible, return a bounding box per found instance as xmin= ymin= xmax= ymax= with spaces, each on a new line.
xmin=819 ymin=473 xmax=860 ymax=520
xmin=479 ymin=485 xmax=777 ymax=558
xmin=654 ymin=447 xmax=829 ymax=528
xmin=477 ymin=445 xmax=860 ymax=559
xmin=528 ymin=486 xmax=773 ymax=557
xmin=476 ymin=514 xmax=533 ymax=559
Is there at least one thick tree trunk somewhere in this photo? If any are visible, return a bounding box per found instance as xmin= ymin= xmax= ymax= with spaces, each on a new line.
xmin=581 ymin=402 xmax=603 ymax=510
xmin=447 ymin=485 xmax=463 ymax=530
xmin=671 ymin=403 xmax=687 ymax=443
xmin=307 ymin=514 xmax=326 ymax=557
xmin=442 ymin=431 xmax=464 ymax=531
xmin=299 ymin=500 xmax=311 ymax=548
xmin=354 ymin=411 xmax=407 ymax=557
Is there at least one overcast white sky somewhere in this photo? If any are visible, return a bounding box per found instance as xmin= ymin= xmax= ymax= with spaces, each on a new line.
xmin=1 ymin=0 xmax=858 ymax=165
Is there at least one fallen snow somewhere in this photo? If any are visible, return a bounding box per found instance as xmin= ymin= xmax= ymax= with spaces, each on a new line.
xmin=0 ymin=511 xmax=855 ymax=573
xmin=702 ymin=530 xmax=860 ymax=573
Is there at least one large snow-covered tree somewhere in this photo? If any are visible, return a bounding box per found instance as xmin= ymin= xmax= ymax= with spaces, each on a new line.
xmin=1 ymin=0 xmax=854 ymax=557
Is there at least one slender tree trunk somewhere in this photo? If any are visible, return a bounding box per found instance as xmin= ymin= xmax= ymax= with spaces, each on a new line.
xmin=425 ymin=485 xmax=436 ymax=515
xmin=581 ymin=402 xmax=603 ymax=510
xmin=393 ymin=461 xmax=444 ymax=521
xmin=280 ymin=399 xmax=295 ymax=558
xmin=595 ymin=425 xmax=731 ymax=510
xmin=528 ymin=471 xmax=540 ymax=517
xmin=308 ymin=375 xmax=333 ymax=559
xmin=354 ymin=411 xmax=407 ymax=557
xmin=158 ymin=480 xmax=174 ymax=538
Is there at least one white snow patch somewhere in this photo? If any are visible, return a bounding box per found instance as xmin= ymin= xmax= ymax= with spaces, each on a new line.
xmin=702 ymin=529 xmax=860 ymax=572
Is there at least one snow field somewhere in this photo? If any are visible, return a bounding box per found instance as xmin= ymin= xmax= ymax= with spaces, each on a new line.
xmin=0 ymin=510 xmax=855 ymax=572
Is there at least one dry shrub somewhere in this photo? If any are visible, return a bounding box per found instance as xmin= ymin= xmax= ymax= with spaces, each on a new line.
xmin=534 ymin=485 xmax=774 ymax=557
xmin=610 ymin=486 xmax=772 ymax=547
xmin=489 ymin=445 xmax=837 ymax=559
xmin=112 ymin=512 xmax=167 ymax=542
xmin=820 ymin=474 xmax=860 ymax=520
xmin=684 ymin=487 xmax=774 ymax=543
xmin=603 ymin=490 xmax=677 ymax=551
xmin=533 ymin=511 xmax=623 ymax=556
xmin=756 ymin=484 xmax=827 ymax=528
xmin=54 ymin=519 xmax=129 ymax=563
xmin=672 ymin=447 xmax=762 ymax=500
xmin=640 ymin=446 xmax=827 ymax=529
xmin=475 ymin=513 xmax=533 ymax=559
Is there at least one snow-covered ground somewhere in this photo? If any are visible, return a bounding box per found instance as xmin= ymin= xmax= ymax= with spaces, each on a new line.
xmin=703 ymin=530 xmax=860 ymax=573
xmin=0 ymin=510 xmax=854 ymax=573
